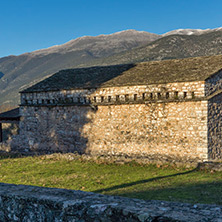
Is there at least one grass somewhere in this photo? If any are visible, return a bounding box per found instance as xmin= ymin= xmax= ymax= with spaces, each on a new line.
xmin=0 ymin=154 xmax=221 ymax=205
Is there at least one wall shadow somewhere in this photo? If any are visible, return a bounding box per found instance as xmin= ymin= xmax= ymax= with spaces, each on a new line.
xmin=93 ymin=167 xmax=198 ymax=193
xmin=2 ymin=123 xmax=19 ymax=141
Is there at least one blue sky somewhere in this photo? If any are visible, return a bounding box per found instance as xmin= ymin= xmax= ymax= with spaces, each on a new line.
xmin=0 ymin=0 xmax=222 ymax=57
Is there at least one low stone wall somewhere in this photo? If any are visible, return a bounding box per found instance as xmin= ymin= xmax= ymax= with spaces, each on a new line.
xmin=0 ymin=183 xmax=221 ymax=222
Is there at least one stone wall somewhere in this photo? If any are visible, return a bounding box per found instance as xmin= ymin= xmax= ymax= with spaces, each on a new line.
xmin=0 ymin=183 xmax=221 ymax=222
xmin=208 ymin=92 xmax=222 ymax=159
xmin=17 ymin=99 xmax=208 ymax=162
xmin=84 ymin=101 xmax=208 ymax=161
xmin=18 ymin=106 xmax=90 ymax=154
xmin=205 ymin=70 xmax=222 ymax=96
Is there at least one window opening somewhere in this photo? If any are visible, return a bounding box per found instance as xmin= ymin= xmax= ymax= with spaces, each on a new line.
xmin=174 ymin=91 xmax=179 ymax=99
xmin=125 ymin=94 xmax=129 ymax=102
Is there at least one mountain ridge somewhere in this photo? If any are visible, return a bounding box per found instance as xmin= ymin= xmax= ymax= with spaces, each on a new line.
xmin=162 ymin=27 xmax=222 ymax=36
xmin=20 ymin=29 xmax=160 ymax=57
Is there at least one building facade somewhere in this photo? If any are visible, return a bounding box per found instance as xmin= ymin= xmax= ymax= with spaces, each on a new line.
xmin=16 ymin=55 xmax=222 ymax=163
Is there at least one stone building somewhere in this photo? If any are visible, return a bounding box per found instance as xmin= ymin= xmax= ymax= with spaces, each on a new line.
xmin=16 ymin=55 xmax=222 ymax=163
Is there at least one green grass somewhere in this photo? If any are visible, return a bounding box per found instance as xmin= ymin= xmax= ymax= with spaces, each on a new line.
xmin=0 ymin=154 xmax=221 ymax=205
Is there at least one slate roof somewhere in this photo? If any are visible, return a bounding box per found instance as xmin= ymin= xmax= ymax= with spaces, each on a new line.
xmin=0 ymin=108 xmax=20 ymax=121
xmin=21 ymin=55 xmax=222 ymax=93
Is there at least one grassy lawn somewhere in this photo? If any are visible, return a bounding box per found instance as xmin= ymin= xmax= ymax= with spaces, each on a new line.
xmin=0 ymin=154 xmax=221 ymax=205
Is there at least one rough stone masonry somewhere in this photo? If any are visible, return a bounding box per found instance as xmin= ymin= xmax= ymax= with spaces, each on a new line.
xmin=0 ymin=183 xmax=222 ymax=222
xmin=12 ymin=55 xmax=222 ymax=164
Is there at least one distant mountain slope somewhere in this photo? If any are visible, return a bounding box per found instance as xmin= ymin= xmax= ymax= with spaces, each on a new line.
xmin=87 ymin=30 xmax=222 ymax=66
xmin=0 ymin=30 xmax=160 ymax=105
xmin=0 ymin=28 xmax=222 ymax=106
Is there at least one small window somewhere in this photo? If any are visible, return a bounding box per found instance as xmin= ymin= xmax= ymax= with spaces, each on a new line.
xmin=166 ymin=92 xmax=169 ymax=99
xmin=134 ymin=94 xmax=137 ymax=101
xmin=47 ymin=99 xmax=50 ymax=104
xmin=183 ymin=92 xmax=187 ymax=99
xmin=101 ymin=96 xmax=104 ymax=102
xmin=142 ymin=93 xmax=146 ymax=100
xmin=108 ymin=96 xmax=111 ymax=103
xmin=94 ymin=96 xmax=97 ymax=102
xmin=174 ymin=91 xmax=179 ymax=99
xmin=84 ymin=97 xmax=87 ymax=103
xmin=116 ymin=95 xmax=120 ymax=102
xmin=192 ymin=92 xmax=195 ymax=99
xmin=157 ymin=93 xmax=161 ymax=99
xmin=77 ymin=97 xmax=81 ymax=103
xmin=125 ymin=94 xmax=129 ymax=102
xmin=150 ymin=93 xmax=153 ymax=100
xmin=42 ymin=99 xmax=45 ymax=104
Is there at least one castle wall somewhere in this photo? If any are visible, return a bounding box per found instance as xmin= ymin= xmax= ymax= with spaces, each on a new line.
xmin=208 ymin=92 xmax=222 ymax=159
xmin=16 ymin=81 xmax=216 ymax=162
xmin=18 ymin=105 xmax=91 ymax=153
xmin=18 ymin=100 xmax=208 ymax=162
xmin=83 ymin=101 xmax=208 ymax=161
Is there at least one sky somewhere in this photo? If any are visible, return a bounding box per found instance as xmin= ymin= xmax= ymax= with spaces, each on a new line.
xmin=0 ymin=0 xmax=222 ymax=58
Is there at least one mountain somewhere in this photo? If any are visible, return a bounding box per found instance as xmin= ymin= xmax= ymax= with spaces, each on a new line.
xmin=0 ymin=28 xmax=222 ymax=106
xmin=85 ymin=29 xmax=222 ymax=66
xmin=0 ymin=30 xmax=160 ymax=105
xmin=31 ymin=30 xmax=160 ymax=57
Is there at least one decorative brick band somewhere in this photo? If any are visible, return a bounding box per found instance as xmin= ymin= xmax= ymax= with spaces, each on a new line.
xmin=20 ymin=81 xmax=206 ymax=106
xmin=20 ymin=90 xmax=200 ymax=106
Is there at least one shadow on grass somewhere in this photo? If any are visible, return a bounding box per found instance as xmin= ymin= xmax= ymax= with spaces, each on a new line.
xmin=116 ymin=181 xmax=222 ymax=205
xmin=0 ymin=151 xmax=24 ymax=160
xmin=94 ymin=167 xmax=198 ymax=193
xmin=93 ymin=167 xmax=222 ymax=204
